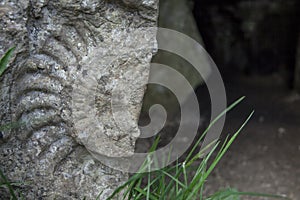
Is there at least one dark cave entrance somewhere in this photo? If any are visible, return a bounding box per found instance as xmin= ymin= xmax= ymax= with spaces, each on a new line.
xmin=193 ymin=0 xmax=300 ymax=89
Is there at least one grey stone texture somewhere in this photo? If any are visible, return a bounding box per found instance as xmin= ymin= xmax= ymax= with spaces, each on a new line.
xmin=0 ymin=0 xmax=158 ymax=199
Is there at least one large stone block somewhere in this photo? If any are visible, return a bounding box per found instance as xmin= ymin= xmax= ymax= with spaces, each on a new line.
xmin=0 ymin=0 xmax=158 ymax=199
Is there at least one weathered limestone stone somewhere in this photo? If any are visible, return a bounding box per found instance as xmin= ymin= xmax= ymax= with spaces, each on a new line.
xmin=0 ymin=0 xmax=158 ymax=199
xmin=141 ymin=0 xmax=211 ymax=117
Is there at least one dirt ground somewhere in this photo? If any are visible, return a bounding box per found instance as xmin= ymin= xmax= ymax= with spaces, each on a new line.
xmin=137 ymin=71 xmax=300 ymax=199
xmin=202 ymin=72 xmax=300 ymax=199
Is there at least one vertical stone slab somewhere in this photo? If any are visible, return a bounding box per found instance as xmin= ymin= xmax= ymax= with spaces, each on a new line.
xmin=141 ymin=0 xmax=211 ymax=117
xmin=0 ymin=0 xmax=158 ymax=199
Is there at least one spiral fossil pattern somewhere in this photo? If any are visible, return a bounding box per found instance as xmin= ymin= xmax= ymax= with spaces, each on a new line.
xmin=0 ymin=0 xmax=158 ymax=199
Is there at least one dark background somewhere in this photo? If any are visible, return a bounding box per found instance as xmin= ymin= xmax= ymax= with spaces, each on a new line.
xmin=137 ymin=1 xmax=300 ymax=198
xmin=193 ymin=0 xmax=300 ymax=198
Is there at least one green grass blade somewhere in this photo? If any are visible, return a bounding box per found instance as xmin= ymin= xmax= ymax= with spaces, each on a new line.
xmin=133 ymin=187 xmax=157 ymax=200
xmin=186 ymin=139 xmax=218 ymax=167
xmin=203 ymin=111 xmax=255 ymax=185
xmin=175 ymin=160 xmax=179 ymax=194
xmin=185 ymin=96 xmax=245 ymax=162
xmin=160 ymin=170 xmax=187 ymax=189
xmin=96 ymin=190 xmax=104 ymax=200
xmin=182 ymin=161 xmax=188 ymax=186
xmin=0 ymin=47 xmax=15 ymax=77
xmin=215 ymin=134 xmax=230 ymax=158
xmin=0 ymin=169 xmax=18 ymax=200
xmin=185 ymin=143 xmax=220 ymax=200
xmin=147 ymin=167 xmax=151 ymax=200
xmin=206 ymin=188 xmax=241 ymax=200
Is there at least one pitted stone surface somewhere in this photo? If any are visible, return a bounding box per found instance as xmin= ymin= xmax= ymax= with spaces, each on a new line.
xmin=0 ymin=0 xmax=158 ymax=199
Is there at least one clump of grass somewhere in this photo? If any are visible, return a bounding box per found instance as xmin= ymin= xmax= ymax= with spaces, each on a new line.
xmin=106 ymin=97 xmax=289 ymax=200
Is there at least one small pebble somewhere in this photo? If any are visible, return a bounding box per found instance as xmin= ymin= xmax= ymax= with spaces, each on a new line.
xmin=258 ymin=116 xmax=264 ymax=123
xmin=278 ymin=127 xmax=286 ymax=138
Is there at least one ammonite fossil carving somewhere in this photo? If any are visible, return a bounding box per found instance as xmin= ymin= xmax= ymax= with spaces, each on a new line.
xmin=0 ymin=0 xmax=158 ymax=199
